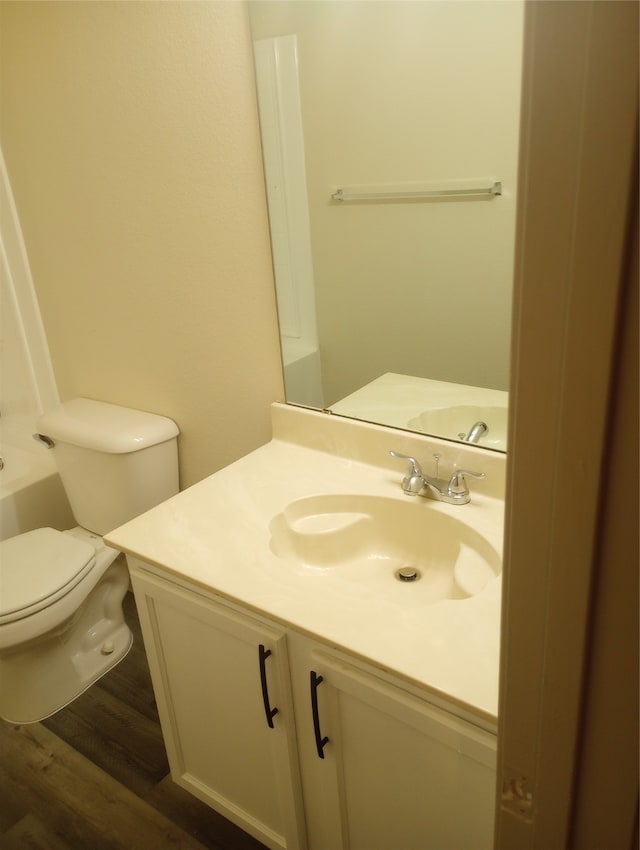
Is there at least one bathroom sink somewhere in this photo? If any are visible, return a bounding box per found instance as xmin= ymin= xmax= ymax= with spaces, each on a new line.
xmin=407 ymin=405 xmax=508 ymax=450
xmin=269 ymin=495 xmax=501 ymax=602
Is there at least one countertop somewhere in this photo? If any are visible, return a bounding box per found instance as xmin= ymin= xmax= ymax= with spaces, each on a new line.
xmin=106 ymin=404 xmax=505 ymax=729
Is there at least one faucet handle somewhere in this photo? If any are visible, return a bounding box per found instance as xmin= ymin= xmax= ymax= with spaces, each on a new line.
xmin=448 ymin=469 xmax=486 ymax=496
xmin=389 ymin=451 xmax=424 ymax=495
xmin=389 ymin=451 xmax=422 ymax=476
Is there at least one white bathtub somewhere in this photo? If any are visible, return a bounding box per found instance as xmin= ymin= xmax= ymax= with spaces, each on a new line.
xmin=0 ymin=422 xmax=73 ymax=541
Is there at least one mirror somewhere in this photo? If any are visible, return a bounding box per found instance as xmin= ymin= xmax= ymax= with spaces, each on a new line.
xmin=249 ymin=1 xmax=524 ymax=452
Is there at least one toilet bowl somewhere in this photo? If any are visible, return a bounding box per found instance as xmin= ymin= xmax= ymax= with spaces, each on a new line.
xmin=0 ymin=398 xmax=179 ymax=724
xmin=0 ymin=527 xmax=131 ymax=723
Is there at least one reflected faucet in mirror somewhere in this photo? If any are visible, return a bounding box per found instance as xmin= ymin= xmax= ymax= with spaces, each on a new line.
xmin=461 ymin=421 xmax=489 ymax=444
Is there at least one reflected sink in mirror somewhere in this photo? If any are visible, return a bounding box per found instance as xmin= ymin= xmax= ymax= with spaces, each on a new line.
xmin=269 ymin=495 xmax=501 ymax=603
xmin=328 ymin=374 xmax=509 ymax=452
xmin=407 ymin=405 xmax=508 ymax=451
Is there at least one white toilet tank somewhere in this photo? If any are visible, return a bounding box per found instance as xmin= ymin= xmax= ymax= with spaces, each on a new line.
xmin=37 ymin=398 xmax=180 ymax=536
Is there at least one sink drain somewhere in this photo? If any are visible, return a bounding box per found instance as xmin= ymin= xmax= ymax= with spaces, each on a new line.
xmin=395 ymin=566 xmax=421 ymax=582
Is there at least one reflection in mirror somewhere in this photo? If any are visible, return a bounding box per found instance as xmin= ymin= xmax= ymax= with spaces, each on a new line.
xmin=250 ymin=1 xmax=524 ymax=452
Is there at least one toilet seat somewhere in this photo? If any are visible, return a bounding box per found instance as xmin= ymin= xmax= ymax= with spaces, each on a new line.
xmin=0 ymin=528 xmax=96 ymax=624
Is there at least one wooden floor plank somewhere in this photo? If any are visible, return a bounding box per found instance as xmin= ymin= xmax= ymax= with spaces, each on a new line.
xmin=0 ymin=759 xmax=30 ymax=832
xmin=144 ymin=775 xmax=269 ymax=850
xmin=2 ymin=812 xmax=72 ymax=850
xmin=0 ymin=720 xmax=210 ymax=850
xmin=42 ymin=680 xmax=169 ymax=797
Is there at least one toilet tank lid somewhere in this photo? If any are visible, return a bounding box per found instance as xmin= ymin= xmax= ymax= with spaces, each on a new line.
xmin=38 ymin=398 xmax=179 ymax=454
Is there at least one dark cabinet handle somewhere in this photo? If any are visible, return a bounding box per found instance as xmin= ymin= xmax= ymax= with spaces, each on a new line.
xmin=310 ymin=671 xmax=329 ymax=759
xmin=258 ymin=644 xmax=279 ymax=728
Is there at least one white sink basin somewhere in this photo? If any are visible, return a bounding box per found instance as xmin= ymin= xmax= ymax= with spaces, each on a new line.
xmin=407 ymin=405 xmax=508 ymax=450
xmin=269 ymin=494 xmax=501 ymax=602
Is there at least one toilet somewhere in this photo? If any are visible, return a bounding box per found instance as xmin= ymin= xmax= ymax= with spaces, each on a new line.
xmin=0 ymin=398 xmax=179 ymax=724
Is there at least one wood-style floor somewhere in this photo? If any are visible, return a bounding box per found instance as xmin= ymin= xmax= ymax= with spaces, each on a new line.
xmin=0 ymin=591 xmax=268 ymax=850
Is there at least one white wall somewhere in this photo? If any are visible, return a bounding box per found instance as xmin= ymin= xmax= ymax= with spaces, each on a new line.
xmin=0 ymin=1 xmax=285 ymax=488
xmin=249 ymin=1 xmax=523 ymax=405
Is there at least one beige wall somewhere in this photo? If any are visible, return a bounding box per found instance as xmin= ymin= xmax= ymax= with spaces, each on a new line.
xmin=0 ymin=1 xmax=284 ymax=488
xmin=250 ymin=1 xmax=523 ymax=404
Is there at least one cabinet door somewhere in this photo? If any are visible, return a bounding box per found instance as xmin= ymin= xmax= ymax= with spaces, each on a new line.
xmin=130 ymin=568 xmax=307 ymax=850
xmin=296 ymin=646 xmax=496 ymax=850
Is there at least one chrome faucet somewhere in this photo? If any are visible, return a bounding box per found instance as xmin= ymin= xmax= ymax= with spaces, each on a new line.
xmin=389 ymin=451 xmax=485 ymax=505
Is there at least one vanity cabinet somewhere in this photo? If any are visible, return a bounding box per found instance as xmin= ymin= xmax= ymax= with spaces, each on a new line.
xmin=129 ymin=561 xmax=496 ymax=850
xmin=130 ymin=567 xmax=307 ymax=850
xmin=287 ymin=635 xmax=497 ymax=850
